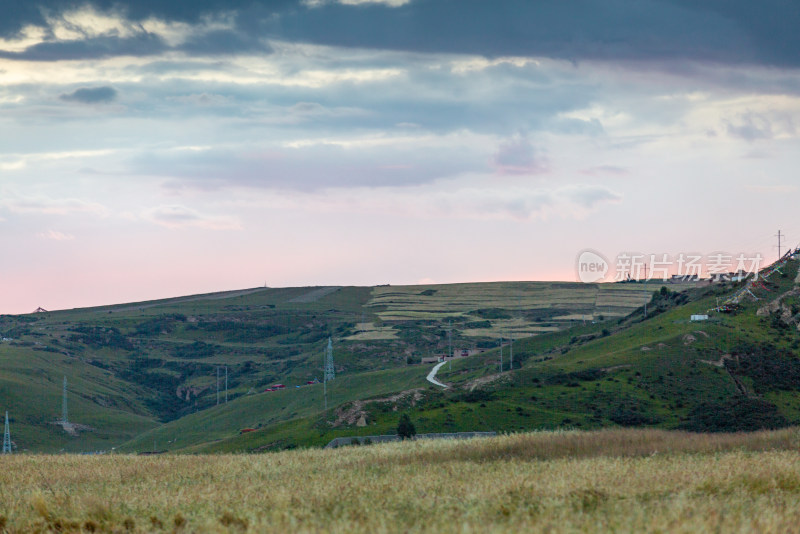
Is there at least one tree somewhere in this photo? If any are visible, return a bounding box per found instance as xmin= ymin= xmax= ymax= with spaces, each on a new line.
xmin=396 ymin=413 xmax=416 ymax=440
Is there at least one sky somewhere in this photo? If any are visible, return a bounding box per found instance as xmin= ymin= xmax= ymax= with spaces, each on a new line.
xmin=2 ymin=0 xmax=800 ymax=313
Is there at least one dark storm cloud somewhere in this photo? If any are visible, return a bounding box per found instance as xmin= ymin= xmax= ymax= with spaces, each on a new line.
xmin=60 ymin=86 xmax=118 ymax=103
xmin=0 ymin=0 xmax=288 ymax=35
xmin=0 ymin=33 xmax=166 ymax=61
xmin=2 ymin=0 xmax=799 ymax=66
xmin=254 ymin=0 xmax=798 ymax=67
xmin=177 ymin=29 xmax=272 ymax=56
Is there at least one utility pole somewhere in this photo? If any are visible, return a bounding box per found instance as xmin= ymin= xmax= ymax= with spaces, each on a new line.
xmin=61 ymin=376 xmax=68 ymax=424
xmin=776 ymin=230 xmax=786 ymax=260
xmin=225 ymin=366 xmax=228 ymax=403
xmin=509 ymin=332 xmax=513 ymax=371
xmin=324 ymin=338 xmax=334 ymax=411
xmin=3 ymin=411 xmax=11 ymax=454
xmin=448 ymin=320 xmax=453 ymax=371
xmin=499 ymin=337 xmax=503 ymax=373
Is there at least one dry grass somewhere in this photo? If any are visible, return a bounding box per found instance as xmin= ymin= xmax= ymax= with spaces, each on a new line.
xmin=1 ymin=428 xmax=800 ymax=533
xmin=344 ymin=323 xmax=398 ymax=341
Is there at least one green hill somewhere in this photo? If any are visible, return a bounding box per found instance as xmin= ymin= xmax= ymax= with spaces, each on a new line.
xmin=152 ymin=254 xmax=800 ymax=453
xmin=1 ymin=262 xmax=797 ymax=453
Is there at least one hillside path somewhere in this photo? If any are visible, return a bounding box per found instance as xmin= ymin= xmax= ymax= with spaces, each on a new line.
xmin=426 ymin=361 xmax=449 ymax=389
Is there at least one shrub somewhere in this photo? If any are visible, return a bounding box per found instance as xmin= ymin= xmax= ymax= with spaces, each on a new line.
xmin=172 ymin=341 xmax=216 ymax=359
xmin=397 ymin=413 xmax=417 ymax=440
xmin=681 ymin=397 xmax=789 ymax=432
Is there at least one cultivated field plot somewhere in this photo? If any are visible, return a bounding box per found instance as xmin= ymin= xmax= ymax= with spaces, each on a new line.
xmin=2 ymin=429 xmax=799 ymax=533
xmin=344 ymin=322 xmax=398 ymax=341
xmin=368 ymin=281 xmax=697 ymax=337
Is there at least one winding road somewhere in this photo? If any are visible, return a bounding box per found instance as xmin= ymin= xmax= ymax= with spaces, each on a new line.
xmin=426 ymin=361 xmax=449 ymax=389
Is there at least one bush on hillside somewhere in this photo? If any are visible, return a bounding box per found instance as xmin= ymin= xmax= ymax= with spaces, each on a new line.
xmin=172 ymin=341 xmax=216 ymax=359
xmin=724 ymin=345 xmax=800 ymax=393
xmin=609 ymin=408 xmax=662 ymax=427
xmin=681 ymin=397 xmax=789 ymax=433
xmin=397 ymin=413 xmax=417 ymax=440
xmin=68 ymin=326 xmax=133 ymax=351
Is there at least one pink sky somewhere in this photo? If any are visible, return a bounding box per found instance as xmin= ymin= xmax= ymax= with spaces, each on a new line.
xmin=1 ymin=3 xmax=800 ymax=314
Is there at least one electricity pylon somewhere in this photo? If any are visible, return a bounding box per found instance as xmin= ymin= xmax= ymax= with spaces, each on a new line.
xmin=324 ymin=337 xmax=334 ymax=411
xmin=324 ymin=337 xmax=335 ymax=382
xmin=3 ymin=411 xmax=11 ymax=454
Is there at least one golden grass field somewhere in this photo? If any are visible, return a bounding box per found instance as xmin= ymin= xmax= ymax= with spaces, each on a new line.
xmin=2 ymin=428 xmax=800 ymax=533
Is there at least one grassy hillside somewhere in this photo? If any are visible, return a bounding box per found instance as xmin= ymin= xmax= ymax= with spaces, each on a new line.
xmin=0 ymin=345 xmax=155 ymax=452
xmin=1 ymin=251 xmax=796 ymax=453
xmin=194 ymin=254 xmax=800 ymax=453
xmin=0 ymin=280 xmax=674 ymax=452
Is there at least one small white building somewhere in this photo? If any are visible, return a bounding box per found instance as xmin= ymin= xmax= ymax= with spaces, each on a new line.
xmin=690 ymin=314 xmax=709 ymax=322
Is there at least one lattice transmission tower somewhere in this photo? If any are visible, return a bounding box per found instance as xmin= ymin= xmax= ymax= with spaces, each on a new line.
xmin=323 ymin=337 xmax=334 ymax=411
xmin=2 ymin=411 xmax=11 ymax=454
xmin=324 ymin=337 xmax=335 ymax=382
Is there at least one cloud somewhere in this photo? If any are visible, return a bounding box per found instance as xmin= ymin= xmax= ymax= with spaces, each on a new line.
xmin=261 ymin=182 xmax=623 ymax=221
xmin=0 ymin=5 xmax=268 ymax=60
xmin=60 ymin=86 xmax=117 ymax=103
xmin=133 ymin=138 xmax=486 ymax=191
xmin=142 ymin=205 xmax=242 ymax=230
xmin=2 ymin=1 xmax=799 ymax=66
xmin=581 ymin=165 xmax=630 ymax=176
xmin=304 ymin=0 xmax=411 ymax=6
xmin=722 ymin=110 xmax=798 ymax=141
xmin=1 ymin=197 xmax=109 ymax=216
xmin=0 ymin=33 xmax=167 ymax=61
xmin=37 ymin=229 xmax=75 ymax=240
xmin=287 ymin=101 xmax=369 ymax=121
xmin=492 ymin=135 xmax=548 ymax=175
xmin=560 ymin=185 xmax=623 ymax=210
xmin=448 ymin=185 xmax=622 ymax=220
xmin=744 ymin=184 xmax=798 ymax=194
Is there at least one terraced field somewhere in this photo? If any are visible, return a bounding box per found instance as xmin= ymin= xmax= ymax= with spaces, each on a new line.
xmin=368 ymin=281 xmax=698 ymax=338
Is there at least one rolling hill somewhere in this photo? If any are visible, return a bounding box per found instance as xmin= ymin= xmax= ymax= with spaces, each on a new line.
xmin=1 ymin=261 xmax=797 ymax=453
